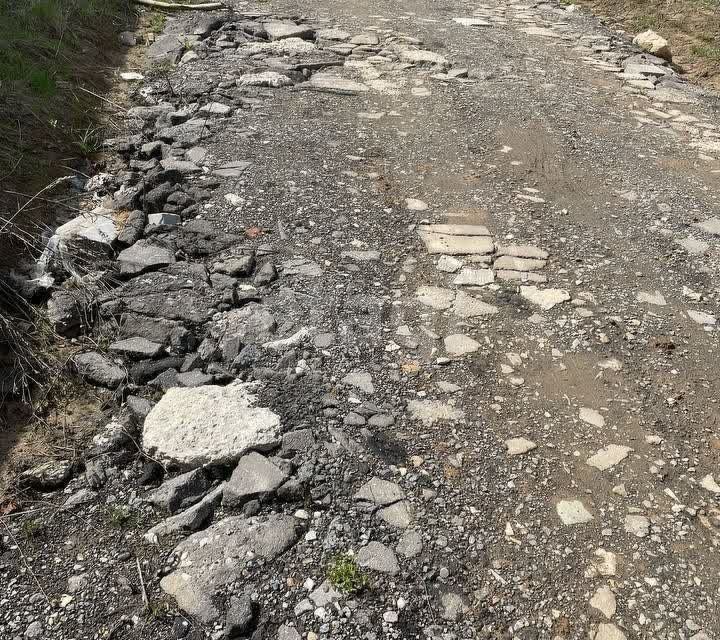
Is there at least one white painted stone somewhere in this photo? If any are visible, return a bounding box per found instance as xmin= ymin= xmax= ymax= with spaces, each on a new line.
xmin=520 ymin=286 xmax=571 ymax=310
xmin=556 ymin=500 xmax=594 ymax=525
xmin=587 ymin=445 xmax=633 ymax=471
xmin=142 ymin=382 xmax=281 ymax=467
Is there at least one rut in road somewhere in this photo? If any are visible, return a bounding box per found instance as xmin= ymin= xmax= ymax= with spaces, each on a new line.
xmin=2 ymin=1 xmax=720 ymax=640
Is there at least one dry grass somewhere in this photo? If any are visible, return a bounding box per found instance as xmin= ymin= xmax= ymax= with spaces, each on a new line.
xmin=570 ymin=0 xmax=720 ymax=89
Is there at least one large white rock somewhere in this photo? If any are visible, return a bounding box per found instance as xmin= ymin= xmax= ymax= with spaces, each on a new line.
xmin=633 ymin=30 xmax=672 ymax=61
xmin=142 ymin=382 xmax=281 ymax=467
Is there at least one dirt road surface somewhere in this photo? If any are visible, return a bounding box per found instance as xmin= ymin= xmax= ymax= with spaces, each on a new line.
xmin=2 ymin=1 xmax=719 ymax=639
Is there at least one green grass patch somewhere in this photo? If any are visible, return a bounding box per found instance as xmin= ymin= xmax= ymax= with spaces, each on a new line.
xmin=0 ymin=0 xmax=131 ymax=192
xmin=327 ymin=555 xmax=368 ymax=594
xmin=691 ymin=43 xmax=720 ymax=60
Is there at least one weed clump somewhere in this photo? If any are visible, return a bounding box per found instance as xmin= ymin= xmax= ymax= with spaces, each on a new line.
xmin=326 ymin=555 xmax=368 ymax=594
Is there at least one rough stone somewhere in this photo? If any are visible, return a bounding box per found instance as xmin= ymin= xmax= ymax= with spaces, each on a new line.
xmin=396 ymin=529 xmax=423 ymax=558
xmin=590 ymin=585 xmax=617 ymax=619
xmin=142 ymin=382 xmax=281 ymax=467
xmin=357 ymin=541 xmax=400 ymax=575
xmin=556 ymin=500 xmax=594 ymax=525
xmin=160 ymin=515 xmax=298 ymax=622
xmin=444 ymin=334 xmax=480 ymax=356
xmin=354 ymin=477 xmax=405 ymax=505
xmin=263 ymin=21 xmax=314 ymax=41
xmin=633 ymin=30 xmax=672 ymax=60
xmin=147 ymin=468 xmax=210 ymax=513
xmin=109 ymin=337 xmax=164 ymax=359
xmin=73 ymin=352 xmax=126 ymax=388
xmin=520 ymin=286 xmax=571 ymax=310
xmin=587 ymin=445 xmax=633 ymax=471
xmin=505 ymin=437 xmax=536 ymax=456
xmin=117 ymin=240 xmax=175 ymax=276
xmin=624 ymin=514 xmax=650 ymax=537
xmin=407 ymin=399 xmax=465 ymax=425
xmin=223 ymin=452 xmax=289 ymax=507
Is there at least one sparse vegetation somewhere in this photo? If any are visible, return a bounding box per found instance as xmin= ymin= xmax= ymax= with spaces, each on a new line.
xmin=106 ymin=503 xmax=135 ymax=528
xmin=326 ymin=555 xmax=368 ymax=594
xmin=20 ymin=518 xmax=46 ymax=540
xmin=570 ymin=0 xmax=720 ymax=89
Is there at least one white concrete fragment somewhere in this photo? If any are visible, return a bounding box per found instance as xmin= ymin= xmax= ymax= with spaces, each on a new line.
xmin=520 ymin=286 xmax=570 ymax=310
xmin=587 ymin=445 xmax=632 ymax=471
xmin=556 ymin=500 xmax=594 ymax=525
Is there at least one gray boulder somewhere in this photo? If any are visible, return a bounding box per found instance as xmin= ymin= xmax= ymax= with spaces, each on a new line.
xmin=223 ymin=452 xmax=289 ymax=507
xmin=357 ymin=541 xmax=400 ymax=575
xmin=144 ymin=484 xmax=224 ymax=543
xmin=217 ymin=303 xmax=276 ymax=361
xmin=19 ymin=460 xmax=72 ymax=491
xmin=109 ymin=337 xmax=164 ymax=359
xmin=160 ymin=515 xmax=298 ymax=622
xmin=73 ymin=352 xmax=125 ymax=388
xmin=117 ymin=240 xmax=175 ymax=276
xmin=147 ymin=468 xmax=210 ymax=513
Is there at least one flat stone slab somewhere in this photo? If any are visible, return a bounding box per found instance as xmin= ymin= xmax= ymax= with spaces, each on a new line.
xmin=160 ymin=515 xmax=298 ymax=622
xmin=453 ymin=268 xmax=494 ymax=286
xmin=419 ymin=224 xmax=491 ymax=236
xmin=398 ymin=48 xmax=449 ymax=67
xmin=676 ymin=237 xmax=708 ymax=255
xmin=505 ymin=437 xmax=537 ymax=456
xmin=357 ymin=542 xmax=400 ymax=575
xmin=142 ymin=382 xmax=281 ymax=467
xmin=341 ymin=371 xmax=374 ymax=394
xmin=416 ymin=286 xmax=455 ymax=310
xmin=212 ymin=161 xmax=252 ymax=178
xmin=306 ymin=73 xmax=369 ymax=93
xmin=587 ymin=445 xmax=633 ymax=471
xmin=117 ymin=240 xmax=175 ymax=276
xmin=579 ymin=407 xmax=605 ymax=427
xmin=636 ymin=290 xmax=667 ymax=306
xmin=494 ymin=256 xmax=546 ymax=271
xmin=694 ymin=216 xmax=720 ymax=235
xmin=444 ymin=333 xmax=480 ymax=356
xmin=263 ymin=21 xmax=314 ymax=41
xmin=496 ymin=244 xmax=549 ymax=260
xmin=520 ymin=286 xmax=570 ymax=310
xmin=556 ymin=499 xmax=594 ymax=525
xmin=419 ymin=231 xmax=494 ymax=255
xmin=239 ymin=71 xmax=293 ymax=88
xmin=452 ymin=291 xmax=498 ymax=317
xmin=354 ymin=477 xmax=405 ymax=505
xmin=687 ymin=310 xmax=717 ymax=326
xmin=223 ymin=452 xmax=289 ymax=506
xmin=407 ymin=399 xmax=465 ymax=425
xmin=109 ymin=337 xmax=164 ymax=359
